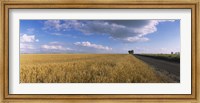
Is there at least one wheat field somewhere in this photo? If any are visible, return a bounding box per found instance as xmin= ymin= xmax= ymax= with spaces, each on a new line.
xmin=20 ymin=54 xmax=169 ymax=83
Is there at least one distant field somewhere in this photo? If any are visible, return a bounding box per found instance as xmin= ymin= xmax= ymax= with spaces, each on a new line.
xmin=20 ymin=54 xmax=170 ymax=83
xmin=137 ymin=54 xmax=180 ymax=63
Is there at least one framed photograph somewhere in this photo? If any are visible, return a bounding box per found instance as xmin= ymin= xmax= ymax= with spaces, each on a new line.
xmin=0 ymin=0 xmax=199 ymax=102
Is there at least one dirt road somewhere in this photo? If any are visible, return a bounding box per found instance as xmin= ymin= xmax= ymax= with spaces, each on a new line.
xmin=134 ymin=55 xmax=180 ymax=82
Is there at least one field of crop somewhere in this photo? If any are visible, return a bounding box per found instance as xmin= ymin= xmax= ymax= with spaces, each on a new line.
xmin=20 ymin=54 xmax=170 ymax=83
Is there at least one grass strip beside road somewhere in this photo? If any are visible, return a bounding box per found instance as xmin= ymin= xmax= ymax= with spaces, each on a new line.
xmin=136 ymin=54 xmax=180 ymax=63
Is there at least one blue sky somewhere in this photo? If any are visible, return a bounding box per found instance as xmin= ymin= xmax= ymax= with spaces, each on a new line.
xmin=20 ymin=20 xmax=180 ymax=54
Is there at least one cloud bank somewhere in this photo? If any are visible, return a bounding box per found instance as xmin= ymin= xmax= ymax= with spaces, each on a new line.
xmin=74 ymin=41 xmax=112 ymax=51
xmin=20 ymin=34 xmax=39 ymax=53
xmin=20 ymin=34 xmax=39 ymax=43
xmin=43 ymin=20 xmax=175 ymax=42
xmin=41 ymin=44 xmax=71 ymax=51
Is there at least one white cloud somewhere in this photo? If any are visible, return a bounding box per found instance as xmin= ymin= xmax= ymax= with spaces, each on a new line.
xmin=20 ymin=34 xmax=39 ymax=53
xmin=43 ymin=20 xmax=176 ymax=43
xmin=51 ymin=33 xmax=63 ymax=36
xmin=43 ymin=20 xmax=78 ymax=31
xmin=35 ymin=39 xmax=39 ymax=42
xmin=20 ymin=43 xmax=35 ymax=49
xmin=131 ymin=47 xmax=180 ymax=54
xmin=158 ymin=47 xmax=180 ymax=54
xmin=20 ymin=34 xmax=39 ymax=43
xmin=157 ymin=20 xmax=175 ymax=22
xmin=41 ymin=44 xmax=71 ymax=51
xmin=27 ymin=28 xmax=35 ymax=34
xmin=49 ymin=41 xmax=62 ymax=45
xmin=124 ymin=37 xmax=149 ymax=42
xmin=43 ymin=20 xmax=62 ymax=31
xmin=74 ymin=41 xmax=112 ymax=50
xmin=20 ymin=43 xmax=37 ymax=53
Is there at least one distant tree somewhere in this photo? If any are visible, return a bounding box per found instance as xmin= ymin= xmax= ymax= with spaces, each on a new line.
xmin=175 ymin=52 xmax=180 ymax=55
xmin=128 ymin=50 xmax=134 ymax=54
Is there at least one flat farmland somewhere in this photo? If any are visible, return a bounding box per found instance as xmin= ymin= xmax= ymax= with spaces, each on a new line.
xmin=20 ymin=54 xmax=170 ymax=83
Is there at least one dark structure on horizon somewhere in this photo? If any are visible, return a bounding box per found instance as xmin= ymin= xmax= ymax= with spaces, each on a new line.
xmin=128 ymin=50 xmax=134 ymax=54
